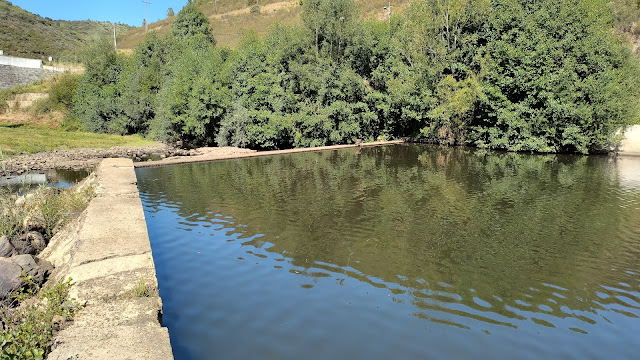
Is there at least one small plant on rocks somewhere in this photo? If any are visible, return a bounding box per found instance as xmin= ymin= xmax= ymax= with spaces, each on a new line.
xmin=0 ymin=278 xmax=80 ymax=360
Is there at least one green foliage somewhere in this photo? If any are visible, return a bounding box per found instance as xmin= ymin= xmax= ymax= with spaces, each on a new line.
xmin=70 ymin=0 xmax=640 ymax=154
xmin=473 ymin=0 xmax=640 ymax=153
xmin=302 ymin=0 xmax=359 ymax=60
xmin=0 ymin=279 xmax=80 ymax=360
xmin=217 ymin=101 xmax=251 ymax=147
xmin=31 ymin=73 xmax=80 ymax=114
xmin=153 ymin=37 xmax=230 ymax=145
xmin=171 ymin=2 xmax=216 ymax=45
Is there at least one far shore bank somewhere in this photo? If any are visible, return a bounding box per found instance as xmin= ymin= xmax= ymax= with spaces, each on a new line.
xmin=3 ymin=125 xmax=640 ymax=177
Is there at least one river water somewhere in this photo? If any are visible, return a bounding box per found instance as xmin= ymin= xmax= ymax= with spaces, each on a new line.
xmin=136 ymin=144 xmax=640 ymax=359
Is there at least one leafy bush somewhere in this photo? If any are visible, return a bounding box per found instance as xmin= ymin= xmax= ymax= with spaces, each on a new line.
xmin=0 ymin=279 xmax=80 ymax=360
xmin=31 ymin=73 xmax=80 ymax=114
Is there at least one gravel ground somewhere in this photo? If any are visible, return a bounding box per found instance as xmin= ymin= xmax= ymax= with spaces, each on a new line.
xmin=0 ymin=145 xmax=260 ymax=175
xmin=0 ymin=144 xmax=190 ymax=175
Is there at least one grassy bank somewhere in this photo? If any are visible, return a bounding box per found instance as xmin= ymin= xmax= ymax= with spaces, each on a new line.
xmin=0 ymin=123 xmax=158 ymax=156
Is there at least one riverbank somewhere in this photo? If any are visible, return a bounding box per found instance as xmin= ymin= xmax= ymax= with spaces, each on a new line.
xmin=3 ymin=125 xmax=640 ymax=177
xmin=1 ymin=144 xmax=188 ymax=175
xmin=0 ymin=173 xmax=94 ymax=357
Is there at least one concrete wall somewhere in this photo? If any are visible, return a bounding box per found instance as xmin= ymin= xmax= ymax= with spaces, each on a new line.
xmin=0 ymin=55 xmax=42 ymax=69
xmin=5 ymin=92 xmax=49 ymax=112
xmin=0 ymin=64 xmax=55 ymax=91
xmin=617 ymin=125 xmax=640 ymax=157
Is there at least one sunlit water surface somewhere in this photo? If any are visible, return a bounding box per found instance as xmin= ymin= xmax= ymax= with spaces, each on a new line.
xmin=136 ymin=145 xmax=640 ymax=359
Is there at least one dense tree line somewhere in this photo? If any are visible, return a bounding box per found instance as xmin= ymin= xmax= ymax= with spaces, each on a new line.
xmin=69 ymin=0 xmax=640 ymax=153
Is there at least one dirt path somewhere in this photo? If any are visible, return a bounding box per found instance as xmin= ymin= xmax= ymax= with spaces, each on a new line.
xmin=209 ymin=0 xmax=299 ymax=19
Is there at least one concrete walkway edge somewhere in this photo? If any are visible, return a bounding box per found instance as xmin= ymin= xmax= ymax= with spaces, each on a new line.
xmin=43 ymin=158 xmax=173 ymax=360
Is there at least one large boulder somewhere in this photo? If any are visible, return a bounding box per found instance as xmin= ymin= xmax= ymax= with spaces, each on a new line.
xmin=0 ymin=235 xmax=16 ymax=257
xmin=11 ymin=231 xmax=46 ymax=255
xmin=11 ymin=254 xmax=52 ymax=286
xmin=0 ymin=258 xmax=23 ymax=306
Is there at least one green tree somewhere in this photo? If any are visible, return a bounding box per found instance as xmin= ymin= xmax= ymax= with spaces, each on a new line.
xmin=153 ymin=37 xmax=230 ymax=145
xmin=473 ymin=0 xmax=640 ymax=153
xmin=73 ymin=38 xmax=126 ymax=133
xmin=301 ymin=0 xmax=358 ymax=60
xmin=171 ymin=1 xmax=215 ymax=45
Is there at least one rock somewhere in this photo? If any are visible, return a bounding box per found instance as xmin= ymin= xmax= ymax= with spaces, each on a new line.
xmin=11 ymin=231 xmax=47 ymax=255
xmin=23 ymin=213 xmax=47 ymax=233
xmin=52 ymin=314 xmax=65 ymax=331
xmin=0 ymin=258 xmax=23 ymax=305
xmin=15 ymin=196 xmax=25 ymax=207
xmin=11 ymin=254 xmax=37 ymax=269
xmin=0 ymin=236 xmax=16 ymax=257
xmin=10 ymin=255 xmax=52 ymax=286
xmin=35 ymin=257 xmax=54 ymax=279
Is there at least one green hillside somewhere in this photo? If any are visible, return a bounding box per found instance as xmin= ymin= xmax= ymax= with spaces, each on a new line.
xmin=0 ymin=0 xmax=131 ymax=61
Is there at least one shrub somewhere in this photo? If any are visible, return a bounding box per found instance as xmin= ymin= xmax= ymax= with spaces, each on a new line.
xmin=0 ymin=279 xmax=80 ymax=360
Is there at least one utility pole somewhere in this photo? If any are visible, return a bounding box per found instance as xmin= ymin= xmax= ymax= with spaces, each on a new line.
xmin=113 ymin=24 xmax=117 ymax=55
xmin=142 ymin=0 xmax=151 ymax=33
xmin=383 ymin=2 xmax=391 ymax=24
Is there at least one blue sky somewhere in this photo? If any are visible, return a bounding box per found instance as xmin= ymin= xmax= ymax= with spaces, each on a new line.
xmin=11 ymin=0 xmax=188 ymax=27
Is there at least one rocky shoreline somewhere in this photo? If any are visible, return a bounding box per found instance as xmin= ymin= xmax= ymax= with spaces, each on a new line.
xmin=0 ymin=176 xmax=95 ymax=311
xmin=1 ymin=144 xmax=193 ymax=175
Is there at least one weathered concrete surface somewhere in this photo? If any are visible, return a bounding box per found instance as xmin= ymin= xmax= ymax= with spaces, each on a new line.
xmin=617 ymin=125 xmax=640 ymax=157
xmin=5 ymin=92 xmax=49 ymax=112
xmin=42 ymin=158 xmax=173 ymax=360
xmin=135 ymin=140 xmax=406 ymax=168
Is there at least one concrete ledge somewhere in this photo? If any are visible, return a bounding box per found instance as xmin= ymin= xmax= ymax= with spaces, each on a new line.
xmin=617 ymin=125 xmax=640 ymax=157
xmin=44 ymin=158 xmax=173 ymax=360
xmin=135 ymin=140 xmax=405 ymax=168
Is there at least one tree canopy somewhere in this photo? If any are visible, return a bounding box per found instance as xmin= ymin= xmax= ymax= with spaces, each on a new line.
xmin=70 ymin=0 xmax=640 ymax=154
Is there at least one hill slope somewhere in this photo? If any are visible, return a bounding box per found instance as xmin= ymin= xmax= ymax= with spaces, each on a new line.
xmin=119 ymin=0 xmax=412 ymax=50
xmin=120 ymin=0 xmax=640 ymax=52
xmin=0 ymin=0 xmax=131 ymax=61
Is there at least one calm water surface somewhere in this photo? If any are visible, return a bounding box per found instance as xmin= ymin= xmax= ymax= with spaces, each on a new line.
xmin=136 ymin=145 xmax=640 ymax=359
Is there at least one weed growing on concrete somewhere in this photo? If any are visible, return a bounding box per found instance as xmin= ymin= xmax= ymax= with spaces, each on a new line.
xmin=117 ymin=277 xmax=154 ymax=300
xmin=0 ymin=278 xmax=80 ymax=360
